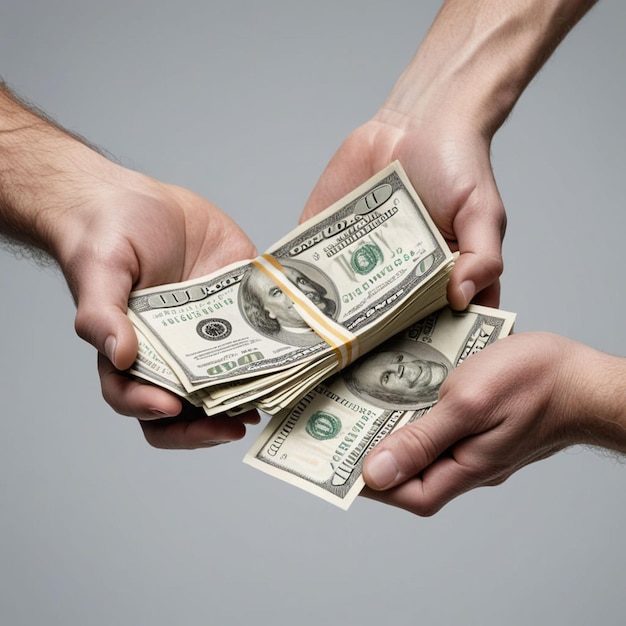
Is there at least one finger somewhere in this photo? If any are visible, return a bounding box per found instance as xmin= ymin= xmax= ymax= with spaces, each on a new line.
xmin=362 ymin=436 xmax=554 ymax=516
xmin=362 ymin=448 xmax=494 ymax=516
xmin=98 ymin=354 xmax=183 ymax=419
xmin=447 ymin=250 xmax=503 ymax=310
xmin=140 ymin=414 xmax=249 ymax=449
xmin=362 ymin=405 xmax=471 ymax=491
xmin=446 ymin=195 xmax=506 ymax=310
xmin=72 ymin=258 xmax=139 ymax=370
xmin=230 ymin=409 xmax=262 ymax=425
xmin=471 ymin=278 xmax=501 ymax=309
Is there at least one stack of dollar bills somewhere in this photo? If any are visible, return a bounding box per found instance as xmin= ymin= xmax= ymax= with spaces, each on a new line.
xmin=244 ymin=303 xmax=516 ymax=509
xmin=127 ymin=162 xmax=457 ymax=417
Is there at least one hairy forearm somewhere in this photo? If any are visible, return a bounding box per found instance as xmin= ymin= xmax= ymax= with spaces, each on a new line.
xmin=568 ymin=344 xmax=626 ymax=455
xmin=379 ymin=0 xmax=598 ymax=136
xmin=0 ymin=82 xmax=115 ymax=256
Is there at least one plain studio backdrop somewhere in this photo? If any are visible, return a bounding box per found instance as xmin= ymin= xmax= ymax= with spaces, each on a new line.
xmin=1 ymin=2 xmax=625 ymax=625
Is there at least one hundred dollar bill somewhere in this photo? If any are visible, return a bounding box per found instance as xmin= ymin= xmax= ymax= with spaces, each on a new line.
xmin=126 ymin=162 xmax=455 ymax=414
xmin=131 ymin=327 xmax=204 ymax=406
xmin=243 ymin=304 xmax=516 ymax=510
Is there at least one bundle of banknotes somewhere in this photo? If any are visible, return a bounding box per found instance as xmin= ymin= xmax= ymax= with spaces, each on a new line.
xmin=244 ymin=303 xmax=516 ymax=509
xmin=126 ymin=161 xmax=517 ymax=509
xmin=127 ymin=162 xmax=457 ymax=416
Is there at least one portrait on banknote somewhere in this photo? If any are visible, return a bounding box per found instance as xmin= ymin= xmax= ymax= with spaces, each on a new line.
xmin=238 ymin=258 xmax=339 ymax=347
xmin=343 ymin=339 xmax=453 ymax=410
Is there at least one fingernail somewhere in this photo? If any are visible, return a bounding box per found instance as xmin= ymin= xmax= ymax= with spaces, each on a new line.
xmin=366 ymin=450 xmax=400 ymax=489
xmin=149 ymin=408 xmax=172 ymax=418
xmin=459 ymin=280 xmax=475 ymax=309
xmin=202 ymin=440 xmax=231 ymax=447
xmin=104 ymin=335 xmax=117 ymax=366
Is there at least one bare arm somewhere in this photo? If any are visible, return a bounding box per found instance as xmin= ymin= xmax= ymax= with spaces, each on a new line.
xmin=362 ymin=333 xmax=626 ymax=516
xmin=0 ymin=83 xmax=114 ymax=253
xmin=0 ymin=81 xmax=259 ymax=447
xmin=345 ymin=0 xmax=612 ymax=514
xmin=382 ymin=0 xmax=598 ymax=137
xmin=302 ymin=0 xmax=598 ymax=310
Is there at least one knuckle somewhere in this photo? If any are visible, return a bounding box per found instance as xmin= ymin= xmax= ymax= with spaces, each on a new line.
xmin=141 ymin=429 xmax=164 ymax=449
xmin=140 ymin=422 xmax=171 ymax=449
xmin=489 ymin=256 xmax=504 ymax=281
xmin=443 ymin=383 xmax=488 ymax=417
xmin=485 ymin=254 xmax=504 ymax=279
xmin=73 ymin=308 xmax=94 ymax=343
xmin=411 ymin=500 xmax=443 ymax=518
xmin=397 ymin=423 xmax=441 ymax=468
xmin=483 ymin=474 xmax=508 ymax=487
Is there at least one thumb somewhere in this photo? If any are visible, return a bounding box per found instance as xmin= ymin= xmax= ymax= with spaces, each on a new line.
xmin=363 ymin=402 xmax=467 ymax=491
xmin=71 ymin=261 xmax=138 ymax=370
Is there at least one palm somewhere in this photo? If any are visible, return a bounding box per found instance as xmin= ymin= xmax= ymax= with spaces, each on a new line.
xmin=61 ymin=173 xmax=259 ymax=446
xmin=131 ymin=183 xmax=257 ymax=288
xmin=301 ymin=118 xmax=505 ymax=309
xmin=77 ymin=182 xmax=254 ymax=291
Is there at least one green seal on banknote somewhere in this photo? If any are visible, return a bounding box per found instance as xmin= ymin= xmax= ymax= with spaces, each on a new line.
xmin=305 ymin=411 xmax=342 ymax=440
xmin=196 ymin=318 xmax=232 ymax=341
xmin=350 ymin=243 xmax=384 ymax=275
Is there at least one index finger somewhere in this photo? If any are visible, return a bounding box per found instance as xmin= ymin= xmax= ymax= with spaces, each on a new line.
xmin=446 ymin=192 xmax=506 ymax=310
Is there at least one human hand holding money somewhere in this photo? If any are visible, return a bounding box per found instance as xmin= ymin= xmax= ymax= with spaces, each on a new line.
xmin=123 ymin=161 xmax=516 ymax=509
xmin=244 ymin=304 xmax=516 ymax=510
xmin=126 ymin=162 xmax=455 ymax=417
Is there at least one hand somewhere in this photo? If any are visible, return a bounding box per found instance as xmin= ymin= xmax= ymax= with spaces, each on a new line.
xmin=57 ymin=163 xmax=260 ymax=448
xmin=301 ymin=109 xmax=506 ymax=311
xmin=360 ymin=332 xmax=626 ymax=515
xmin=0 ymin=83 xmax=260 ymax=447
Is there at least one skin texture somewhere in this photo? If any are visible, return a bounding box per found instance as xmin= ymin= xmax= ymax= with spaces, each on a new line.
xmin=361 ymin=333 xmax=626 ymax=516
xmin=299 ymin=0 xmax=613 ymax=514
xmin=3 ymin=0 xmax=617 ymax=506
xmin=301 ymin=114 xmax=505 ymax=311
xmin=302 ymin=0 xmax=598 ymax=311
xmin=0 ymin=83 xmax=260 ymax=449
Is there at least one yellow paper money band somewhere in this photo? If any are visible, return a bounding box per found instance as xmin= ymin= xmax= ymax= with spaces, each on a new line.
xmin=251 ymin=254 xmax=360 ymax=369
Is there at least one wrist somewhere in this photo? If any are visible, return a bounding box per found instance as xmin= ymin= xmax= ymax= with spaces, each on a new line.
xmin=565 ymin=345 xmax=626 ymax=455
xmin=0 ymin=84 xmax=119 ymax=258
xmin=378 ymin=0 xmax=596 ymax=139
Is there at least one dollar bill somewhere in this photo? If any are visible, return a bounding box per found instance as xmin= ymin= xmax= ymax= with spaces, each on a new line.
xmin=243 ymin=304 xmax=516 ymax=510
xmin=126 ymin=162 xmax=455 ymax=415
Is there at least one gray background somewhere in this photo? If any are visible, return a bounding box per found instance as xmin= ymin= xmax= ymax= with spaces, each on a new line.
xmin=1 ymin=1 xmax=625 ymax=624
